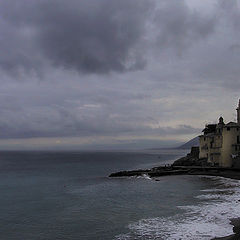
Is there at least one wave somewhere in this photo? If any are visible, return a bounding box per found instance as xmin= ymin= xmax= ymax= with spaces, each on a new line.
xmin=115 ymin=176 xmax=240 ymax=240
xmin=136 ymin=174 xmax=152 ymax=180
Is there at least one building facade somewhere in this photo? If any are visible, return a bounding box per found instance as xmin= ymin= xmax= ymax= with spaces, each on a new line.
xmin=199 ymin=100 xmax=240 ymax=167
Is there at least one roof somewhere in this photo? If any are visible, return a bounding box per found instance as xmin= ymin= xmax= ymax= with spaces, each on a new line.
xmin=202 ymin=124 xmax=217 ymax=134
xmin=224 ymin=122 xmax=240 ymax=128
xmin=206 ymin=133 xmax=221 ymax=137
xmin=199 ymin=132 xmax=220 ymax=138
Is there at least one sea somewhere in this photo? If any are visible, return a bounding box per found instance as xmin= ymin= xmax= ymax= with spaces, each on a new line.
xmin=1 ymin=149 xmax=240 ymax=240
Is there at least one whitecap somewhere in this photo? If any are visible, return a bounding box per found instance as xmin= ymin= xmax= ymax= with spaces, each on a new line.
xmin=136 ymin=174 xmax=152 ymax=180
xmin=115 ymin=176 xmax=240 ymax=240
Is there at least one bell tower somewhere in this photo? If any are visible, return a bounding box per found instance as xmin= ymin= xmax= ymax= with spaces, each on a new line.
xmin=236 ymin=99 xmax=240 ymax=124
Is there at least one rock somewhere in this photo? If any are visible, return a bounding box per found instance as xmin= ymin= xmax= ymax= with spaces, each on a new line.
xmin=213 ymin=218 xmax=240 ymax=239
xmin=109 ymin=169 xmax=150 ymax=177
xmin=230 ymin=218 xmax=240 ymax=234
xmin=109 ymin=168 xmax=190 ymax=178
xmin=172 ymin=146 xmax=209 ymax=167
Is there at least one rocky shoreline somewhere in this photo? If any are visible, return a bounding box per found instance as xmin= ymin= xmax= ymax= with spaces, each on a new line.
xmin=109 ymin=166 xmax=240 ymax=180
xmin=109 ymin=147 xmax=240 ymax=180
xmin=108 ymin=147 xmax=240 ymax=239
xmin=212 ymin=218 xmax=240 ymax=240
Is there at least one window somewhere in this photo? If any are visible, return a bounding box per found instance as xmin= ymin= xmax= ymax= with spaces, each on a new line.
xmin=238 ymin=136 xmax=240 ymax=144
xmin=235 ymin=145 xmax=238 ymax=151
xmin=227 ymin=127 xmax=230 ymax=131
xmin=204 ymin=137 xmax=206 ymax=141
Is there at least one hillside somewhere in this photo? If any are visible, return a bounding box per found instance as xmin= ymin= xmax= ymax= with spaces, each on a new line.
xmin=178 ymin=136 xmax=199 ymax=149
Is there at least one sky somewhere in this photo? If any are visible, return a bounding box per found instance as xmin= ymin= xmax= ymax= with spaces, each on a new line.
xmin=1 ymin=0 xmax=240 ymax=150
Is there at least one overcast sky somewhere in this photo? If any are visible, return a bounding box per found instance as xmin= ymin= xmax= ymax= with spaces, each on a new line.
xmin=0 ymin=0 xmax=240 ymax=150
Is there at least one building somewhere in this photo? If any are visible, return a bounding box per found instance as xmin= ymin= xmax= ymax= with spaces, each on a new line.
xmin=199 ymin=100 xmax=240 ymax=167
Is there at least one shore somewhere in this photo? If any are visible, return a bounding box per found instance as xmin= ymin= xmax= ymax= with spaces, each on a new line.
xmin=109 ymin=165 xmax=240 ymax=180
xmin=109 ymin=147 xmax=240 ymax=240
xmin=109 ymin=167 xmax=240 ymax=239
xmin=212 ymin=218 xmax=240 ymax=240
xmin=109 ymin=146 xmax=240 ymax=180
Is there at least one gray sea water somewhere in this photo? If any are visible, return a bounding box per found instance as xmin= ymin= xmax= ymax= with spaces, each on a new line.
xmin=1 ymin=150 xmax=240 ymax=240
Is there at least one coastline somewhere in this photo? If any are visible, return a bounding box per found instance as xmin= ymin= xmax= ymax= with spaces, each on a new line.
xmin=110 ymin=168 xmax=240 ymax=239
xmin=109 ymin=166 xmax=240 ymax=180
xmin=109 ymin=167 xmax=240 ymax=239
xmin=109 ymin=148 xmax=240 ymax=240
xmin=109 ymin=146 xmax=240 ymax=181
xmin=212 ymin=218 xmax=240 ymax=240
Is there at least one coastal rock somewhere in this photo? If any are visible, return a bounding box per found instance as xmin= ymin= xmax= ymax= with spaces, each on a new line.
xmin=109 ymin=169 xmax=150 ymax=177
xmin=109 ymin=167 xmax=190 ymax=178
xmin=212 ymin=218 xmax=240 ymax=240
xmin=109 ymin=147 xmax=240 ymax=179
xmin=172 ymin=146 xmax=208 ymax=166
xmin=231 ymin=218 xmax=240 ymax=234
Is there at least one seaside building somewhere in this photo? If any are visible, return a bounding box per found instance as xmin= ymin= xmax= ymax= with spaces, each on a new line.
xmin=199 ymin=100 xmax=240 ymax=168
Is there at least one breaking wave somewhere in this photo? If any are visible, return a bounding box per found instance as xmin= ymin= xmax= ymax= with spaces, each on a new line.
xmin=115 ymin=176 xmax=240 ymax=240
xmin=136 ymin=174 xmax=152 ymax=180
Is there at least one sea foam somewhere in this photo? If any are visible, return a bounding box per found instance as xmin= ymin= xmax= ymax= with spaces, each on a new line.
xmin=115 ymin=176 xmax=240 ymax=240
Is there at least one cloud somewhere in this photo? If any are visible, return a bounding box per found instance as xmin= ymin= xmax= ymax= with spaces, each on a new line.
xmin=0 ymin=0 xmax=154 ymax=75
xmin=0 ymin=78 xmax=201 ymax=140
xmin=0 ymin=0 xmax=218 ymax=76
xmin=0 ymin=104 xmax=200 ymax=139
xmin=152 ymin=0 xmax=216 ymax=55
xmin=1 ymin=0 xmax=240 ymax=150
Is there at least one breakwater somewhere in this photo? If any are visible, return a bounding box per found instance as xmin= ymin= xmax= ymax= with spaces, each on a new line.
xmin=109 ymin=165 xmax=240 ymax=180
xmin=109 ymin=147 xmax=240 ymax=180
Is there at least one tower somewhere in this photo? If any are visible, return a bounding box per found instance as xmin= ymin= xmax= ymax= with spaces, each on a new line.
xmin=237 ymin=99 xmax=240 ymax=124
xmin=218 ymin=116 xmax=224 ymax=125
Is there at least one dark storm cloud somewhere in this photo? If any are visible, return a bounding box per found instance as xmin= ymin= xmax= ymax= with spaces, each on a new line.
xmin=1 ymin=0 xmax=239 ymax=147
xmin=153 ymin=0 xmax=216 ymax=55
xmin=0 ymin=0 xmax=218 ymax=75
xmin=0 ymin=0 xmax=154 ymax=74
xmin=184 ymin=0 xmax=240 ymax=89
